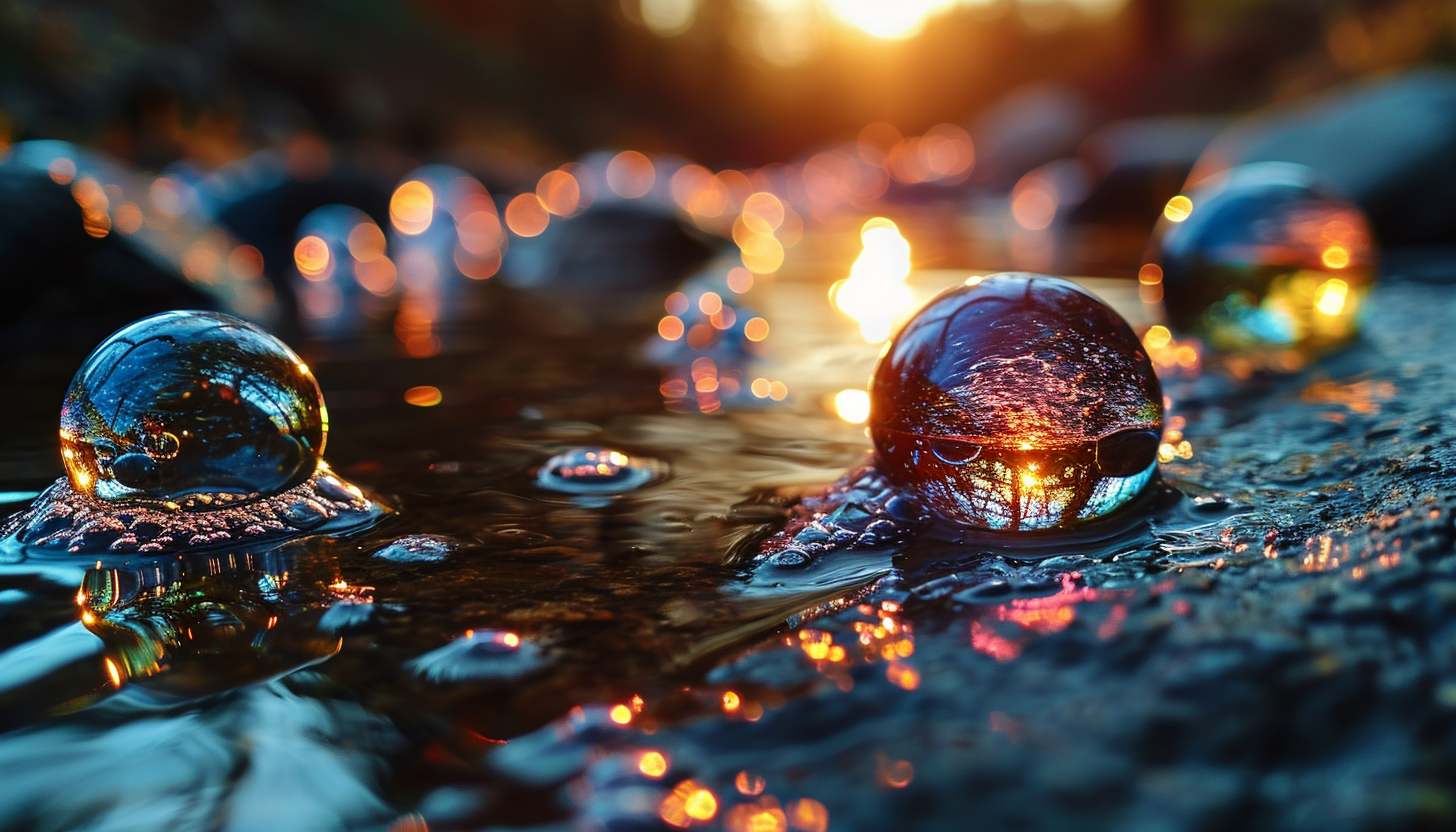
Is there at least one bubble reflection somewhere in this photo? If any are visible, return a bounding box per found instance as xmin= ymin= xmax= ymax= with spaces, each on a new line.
xmin=75 ymin=546 xmax=349 ymax=695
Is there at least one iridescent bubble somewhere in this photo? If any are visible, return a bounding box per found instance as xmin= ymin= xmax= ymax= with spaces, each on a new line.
xmin=60 ymin=310 xmax=324 ymax=502
xmin=869 ymin=273 xmax=1162 ymax=531
xmin=1150 ymin=162 xmax=1377 ymax=353
xmin=536 ymin=447 xmax=663 ymax=495
xmin=2 ymin=311 xmax=382 ymax=553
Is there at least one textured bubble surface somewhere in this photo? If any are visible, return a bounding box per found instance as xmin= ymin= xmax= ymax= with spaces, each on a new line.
xmin=869 ymin=273 xmax=1162 ymax=531
xmin=1151 ymin=162 xmax=1377 ymax=352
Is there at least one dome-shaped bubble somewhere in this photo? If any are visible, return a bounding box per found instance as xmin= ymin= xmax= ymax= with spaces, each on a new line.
xmin=1150 ymin=162 xmax=1377 ymax=353
xmin=59 ymin=310 xmax=326 ymax=503
xmin=869 ymin=273 xmax=1162 ymax=531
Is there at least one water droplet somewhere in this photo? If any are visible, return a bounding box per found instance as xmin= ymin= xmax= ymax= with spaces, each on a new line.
xmin=536 ymin=447 xmax=663 ymax=495
xmin=2 ymin=311 xmax=383 ymax=553
xmin=60 ymin=311 xmax=324 ymax=501
xmin=373 ymin=534 xmax=455 ymax=564
xmin=869 ymin=273 xmax=1162 ymax=531
xmin=1151 ymin=162 xmax=1376 ymax=353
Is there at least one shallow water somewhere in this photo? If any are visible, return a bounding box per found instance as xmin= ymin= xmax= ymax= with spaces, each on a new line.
xmin=1 ymin=251 xmax=1455 ymax=832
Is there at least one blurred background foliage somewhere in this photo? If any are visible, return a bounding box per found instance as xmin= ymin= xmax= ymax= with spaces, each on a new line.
xmin=0 ymin=0 xmax=1451 ymax=183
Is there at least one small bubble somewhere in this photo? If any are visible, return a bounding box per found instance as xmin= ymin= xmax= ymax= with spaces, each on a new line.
xmin=373 ymin=534 xmax=455 ymax=564
xmin=535 ymin=447 xmax=664 ymax=495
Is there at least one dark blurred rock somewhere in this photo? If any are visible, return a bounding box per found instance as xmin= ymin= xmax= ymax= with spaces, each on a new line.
xmin=214 ymin=172 xmax=392 ymax=328
xmin=970 ymin=83 xmax=1094 ymax=190
xmin=1069 ymin=116 xmax=1227 ymax=225
xmin=0 ymin=167 xmax=217 ymax=358
xmin=1189 ymin=69 xmax=1456 ymax=246
xmin=501 ymin=204 xmax=716 ymax=295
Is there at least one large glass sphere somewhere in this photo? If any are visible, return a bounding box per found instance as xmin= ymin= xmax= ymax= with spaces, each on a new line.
xmin=869 ymin=273 xmax=1162 ymax=531
xmin=59 ymin=311 xmax=326 ymax=503
xmin=1151 ymin=162 xmax=1377 ymax=352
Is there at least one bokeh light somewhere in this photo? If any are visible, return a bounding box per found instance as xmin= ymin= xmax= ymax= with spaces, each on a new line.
xmin=391 ymin=181 xmax=435 ymax=235
xmin=606 ymin=151 xmax=656 ymax=198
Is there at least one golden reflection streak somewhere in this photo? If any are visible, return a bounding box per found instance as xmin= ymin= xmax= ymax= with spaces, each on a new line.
xmin=830 ymin=217 xmax=913 ymax=342
xmin=607 ymin=151 xmax=656 ymax=199
xmin=348 ymin=223 xmax=387 ymax=261
xmin=1321 ymin=245 xmax=1351 ymax=269
xmin=639 ymin=750 xmax=669 ymax=778
xmin=786 ymin=798 xmax=829 ymax=832
xmin=660 ymin=780 xmax=718 ymax=827
xmin=404 ymin=385 xmax=442 ymax=407
xmin=504 ymin=194 xmax=550 ymax=237
xmin=834 ymin=388 xmax=870 ymax=423
xmin=536 ymin=170 xmax=581 ymax=216
xmin=824 ymin=0 xmax=957 ymax=39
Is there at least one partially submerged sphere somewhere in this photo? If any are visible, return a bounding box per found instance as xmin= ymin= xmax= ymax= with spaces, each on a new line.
xmin=1151 ymin=162 xmax=1376 ymax=353
xmin=869 ymin=273 xmax=1162 ymax=531
xmin=3 ymin=310 xmax=381 ymax=554
xmin=60 ymin=310 xmax=325 ymax=502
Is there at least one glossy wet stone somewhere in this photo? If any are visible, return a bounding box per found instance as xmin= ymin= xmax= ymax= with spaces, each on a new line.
xmin=409 ymin=629 xmax=547 ymax=683
xmin=0 ymin=163 xmax=219 ymax=356
xmin=1189 ymin=70 xmax=1456 ymax=245
xmin=372 ymin=534 xmax=455 ymax=564
xmin=1151 ymin=162 xmax=1377 ymax=353
xmin=1 ymin=310 xmax=383 ymax=553
xmin=870 ymin=273 xmax=1163 ymax=531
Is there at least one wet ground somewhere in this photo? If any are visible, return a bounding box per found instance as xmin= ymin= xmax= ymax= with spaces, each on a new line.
xmin=0 ymin=233 xmax=1454 ymax=832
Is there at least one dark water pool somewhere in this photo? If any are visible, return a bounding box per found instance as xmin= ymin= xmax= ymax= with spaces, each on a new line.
xmin=1 ymin=253 xmax=1454 ymax=832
